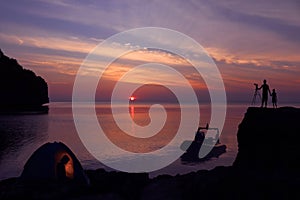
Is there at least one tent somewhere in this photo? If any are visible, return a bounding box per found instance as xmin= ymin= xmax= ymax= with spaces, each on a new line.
xmin=20 ymin=142 xmax=89 ymax=185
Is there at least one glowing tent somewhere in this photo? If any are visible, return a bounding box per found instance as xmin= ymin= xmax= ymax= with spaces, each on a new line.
xmin=20 ymin=142 xmax=89 ymax=185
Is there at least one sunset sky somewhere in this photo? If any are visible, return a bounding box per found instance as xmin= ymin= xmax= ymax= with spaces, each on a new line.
xmin=1 ymin=0 xmax=299 ymax=103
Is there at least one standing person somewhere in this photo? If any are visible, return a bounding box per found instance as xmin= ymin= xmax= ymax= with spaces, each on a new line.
xmin=258 ymin=79 xmax=271 ymax=108
xmin=194 ymin=127 xmax=205 ymax=144
xmin=271 ymin=89 xmax=278 ymax=108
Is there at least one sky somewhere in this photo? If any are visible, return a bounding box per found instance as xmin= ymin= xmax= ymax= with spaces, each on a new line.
xmin=0 ymin=0 xmax=300 ymax=103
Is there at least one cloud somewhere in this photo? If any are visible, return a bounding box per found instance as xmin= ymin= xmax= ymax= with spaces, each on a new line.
xmin=0 ymin=33 xmax=96 ymax=54
xmin=2 ymin=0 xmax=299 ymax=61
xmin=1 ymin=0 xmax=299 ymax=102
xmin=207 ymin=1 xmax=300 ymax=44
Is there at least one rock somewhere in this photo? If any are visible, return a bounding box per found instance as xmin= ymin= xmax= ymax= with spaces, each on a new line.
xmin=0 ymin=49 xmax=49 ymax=112
xmin=85 ymin=169 xmax=149 ymax=200
xmin=234 ymin=107 xmax=300 ymax=171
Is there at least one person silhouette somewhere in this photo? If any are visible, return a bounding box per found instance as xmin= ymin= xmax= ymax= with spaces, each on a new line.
xmin=195 ymin=124 xmax=209 ymax=144
xmin=271 ymin=89 xmax=277 ymax=108
xmin=194 ymin=127 xmax=204 ymax=143
xmin=258 ymin=79 xmax=271 ymax=108
xmin=56 ymin=155 xmax=70 ymax=181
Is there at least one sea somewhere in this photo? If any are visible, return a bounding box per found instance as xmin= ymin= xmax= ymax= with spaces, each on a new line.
xmin=0 ymin=102 xmax=297 ymax=180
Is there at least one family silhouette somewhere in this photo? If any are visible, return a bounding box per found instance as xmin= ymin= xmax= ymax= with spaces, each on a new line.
xmin=256 ymin=79 xmax=278 ymax=108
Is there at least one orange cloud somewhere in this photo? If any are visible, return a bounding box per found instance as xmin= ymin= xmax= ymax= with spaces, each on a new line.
xmin=0 ymin=33 xmax=97 ymax=54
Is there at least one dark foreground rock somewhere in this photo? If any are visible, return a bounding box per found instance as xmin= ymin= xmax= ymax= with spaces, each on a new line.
xmin=1 ymin=107 xmax=300 ymax=199
xmin=0 ymin=49 xmax=49 ymax=113
xmin=234 ymin=107 xmax=300 ymax=170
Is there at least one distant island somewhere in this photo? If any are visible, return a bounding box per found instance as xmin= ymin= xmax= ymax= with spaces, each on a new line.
xmin=0 ymin=49 xmax=49 ymax=113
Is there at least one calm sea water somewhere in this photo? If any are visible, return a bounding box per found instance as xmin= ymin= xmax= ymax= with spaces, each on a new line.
xmin=0 ymin=102 xmax=252 ymax=180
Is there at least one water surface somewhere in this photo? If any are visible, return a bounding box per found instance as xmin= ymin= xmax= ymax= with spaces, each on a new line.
xmin=0 ymin=102 xmax=250 ymax=180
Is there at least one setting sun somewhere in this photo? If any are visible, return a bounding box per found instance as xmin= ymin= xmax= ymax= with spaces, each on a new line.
xmin=129 ymin=96 xmax=136 ymax=101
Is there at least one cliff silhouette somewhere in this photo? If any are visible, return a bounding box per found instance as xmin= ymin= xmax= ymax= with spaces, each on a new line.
xmin=1 ymin=107 xmax=300 ymax=199
xmin=234 ymin=107 xmax=300 ymax=170
xmin=0 ymin=49 xmax=49 ymax=112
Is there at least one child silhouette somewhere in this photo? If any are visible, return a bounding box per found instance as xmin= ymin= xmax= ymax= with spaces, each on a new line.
xmin=271 ymin=89 xmax=277 ymax=108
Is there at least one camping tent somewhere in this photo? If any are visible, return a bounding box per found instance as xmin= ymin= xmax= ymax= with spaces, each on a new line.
xmin=20 ymin=142 xmax=89 ymax=185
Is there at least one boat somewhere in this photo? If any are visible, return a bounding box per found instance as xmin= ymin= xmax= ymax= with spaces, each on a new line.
xmin=180 ymin=124 xmax=227 ymax=162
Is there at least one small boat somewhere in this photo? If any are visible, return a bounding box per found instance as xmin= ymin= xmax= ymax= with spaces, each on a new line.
xmin=180 ymin=124 xmax=226 ymax=162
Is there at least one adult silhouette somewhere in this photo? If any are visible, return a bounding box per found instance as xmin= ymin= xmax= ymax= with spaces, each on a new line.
xmin=194 ymin=127 xmax=205 ymax=144
xmin=258 ymin=79 xmax=271 ymax=108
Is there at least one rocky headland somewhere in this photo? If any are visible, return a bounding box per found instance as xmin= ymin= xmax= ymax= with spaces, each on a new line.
xmin=1 ymin=107 xmax=300 ymax=199
xmin=0 ymin=49 xmax=49 ymax=113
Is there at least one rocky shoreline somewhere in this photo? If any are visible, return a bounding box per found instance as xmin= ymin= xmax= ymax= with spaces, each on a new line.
xmin=1 ymin=107 xmax=300 ymax=199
